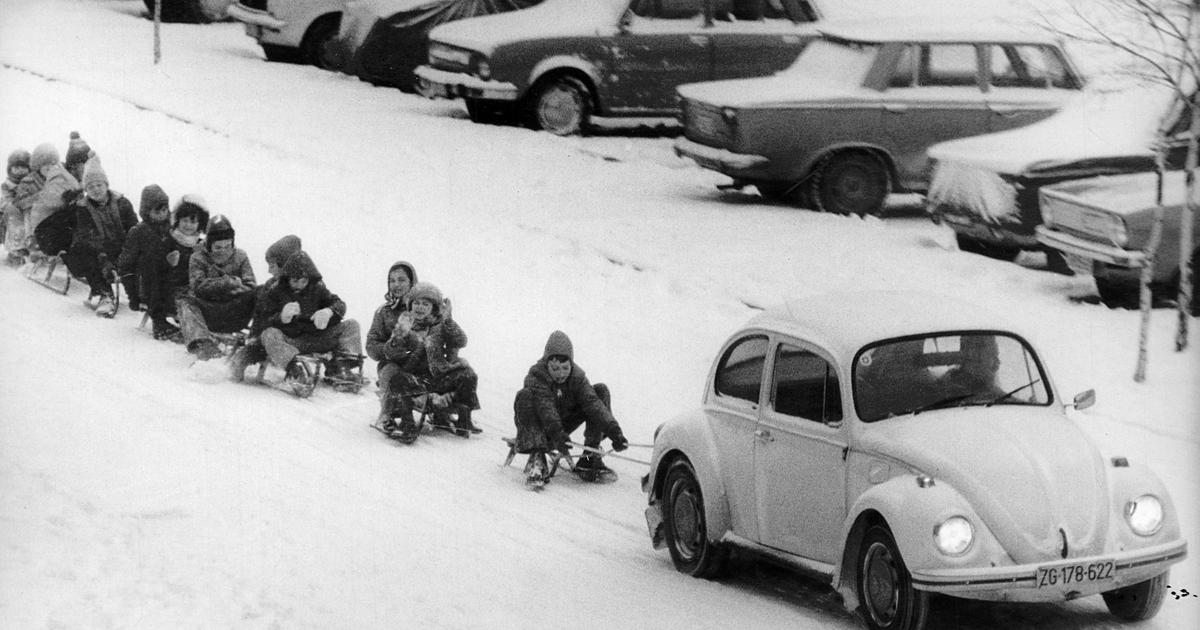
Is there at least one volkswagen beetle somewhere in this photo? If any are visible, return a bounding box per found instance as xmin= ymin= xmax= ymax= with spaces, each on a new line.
xmin=642 ymin=292 xmax=1186 ymax=630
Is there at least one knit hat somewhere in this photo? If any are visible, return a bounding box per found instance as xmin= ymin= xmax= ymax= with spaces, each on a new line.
xmin=205 ymin=214 xmax=235 ymax=249
xmin=173 ymin=194 xmax=210 ymax=231
xmin=406 ymin=281 xmax=443 ymax=314
xmin=542 ymin=330 xmax=574 ymax=362
xmin=64 ymin=131 xmax=92 ymax=170
xmin=30 ymin=143 xmax=59 ymax=172
xmin=138 ymin=184 xmax=170 ymax=221
xmin=82 ymin=157 xmax=108 ymax=187
xmin=282 ymin=250 xmax=321 ymax=281
xmin=265 ymin=234 xmax=303 ymax=267
xmin=6 ymin=149 xmax=30 ymax=179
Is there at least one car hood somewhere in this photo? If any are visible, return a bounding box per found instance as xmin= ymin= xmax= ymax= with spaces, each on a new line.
xmin=427 ymin=0 xmax=625 ymax=55
xmin=677 ymin=77 xmax=869 ymax=109
xmin=860 ymin=406 xmax=1111 ymax=562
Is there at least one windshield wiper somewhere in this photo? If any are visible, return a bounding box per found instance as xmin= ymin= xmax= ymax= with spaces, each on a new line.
xmin=985 ymin=378 xmax=1042 ymax=407
xmin=910 ymin=393 xmax=976 ymax=415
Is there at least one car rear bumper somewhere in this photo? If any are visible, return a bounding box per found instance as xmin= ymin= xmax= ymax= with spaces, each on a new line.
xmin=911 ymin=539 xmax=1186 ymax=601
xmin=226 ymin=3 xmax=283 ymax=31
xmin=1035 ymin=225 xmax=1147 ymax=268
xmin=673 ymin=137 xmax=769 ymax=175
xmin=414 ymin=66 xmax=518 ymax=101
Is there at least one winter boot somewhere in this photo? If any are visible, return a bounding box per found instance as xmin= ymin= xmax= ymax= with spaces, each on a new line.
xmin=394 ymin=408 xmax=418 ymax=442
xmin=525 ymin=451 xmax=549 ymax=489
xmin=574 ymin=452 xmax=614 ymax=483
xmin=94 ymin=294 xmax=116 ymax=318
xmin=453 ymin=407 xmax=482 ymax=437
xmin=152 ymin=318 xmax=182 ymax=343
xmin=284 ymin=356 xmax=318 ymax=398
xmin=326 ymin=353 xmax=363 ymax=392
xmin=189 ymin=338 xmax=222 ymax=361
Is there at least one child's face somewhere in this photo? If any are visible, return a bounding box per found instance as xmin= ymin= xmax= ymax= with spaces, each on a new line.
xmin=388 ymin=269 xmax=412 ymax=297
xmin=547 ymin=357 xmax=572 ymax=383
xmin=210 ymin=239 xmax=235 ymax=264
xmin=177 ymin=215 xmax=199 ymax=236
xmin=411 ymin=298 xmax=434 ymax=318
xmin=149 ymin=206 xmax=169 ymax=224
xmin=289 ymin=276 xmax=309 ymax=292
xmin=268 ymin=259 xmax=282 ymax=278
xmin=8 ymin=165 xmax=29 ymax=181
xmin=84 ymin=179 xmax=108 ymax=202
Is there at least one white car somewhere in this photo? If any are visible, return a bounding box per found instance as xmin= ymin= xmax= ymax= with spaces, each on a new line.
xmin=227 ymin=0 xmax=344 ymax=69
xmin=643 ymin=291 xmax=1186 ymax=630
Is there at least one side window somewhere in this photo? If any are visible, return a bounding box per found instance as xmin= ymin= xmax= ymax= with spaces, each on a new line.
xmin=630 ymin=0 xmax=706 ymax=19
xmin=714 ymin=335 xmax=769 ymax=404
xmin=772 ymin=344 xmax=842 ymax=423
xmin=919 ymin=44 xmax=980 ymax=87
xmin=888 ymin=45 xmax=916 ymax=88
xmin=990 ymin=45 xmax=1072 ymax=88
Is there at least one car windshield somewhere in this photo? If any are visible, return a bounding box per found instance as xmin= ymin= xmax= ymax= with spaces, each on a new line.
xmin=853 ymin=332 xmax=1051 ymax=422
xmin=778 ymin=38 xmax=878 ymax=85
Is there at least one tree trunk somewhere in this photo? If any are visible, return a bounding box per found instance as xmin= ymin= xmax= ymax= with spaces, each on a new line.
xmin=1176 ymin=101 xmax=1197 ymax=351
xmin=1134 ymin=158 xmax=1166 ymax=382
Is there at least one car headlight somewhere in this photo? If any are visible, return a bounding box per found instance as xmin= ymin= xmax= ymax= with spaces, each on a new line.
xmin=1125 ymin=494 xmax=1164 ymax=536
xmin=474 ymin=57 xmax=491 ymax=81
xmin=933 ymin=516 xmax=974 ymax=556
xmin=428 ymin=43 xmax=472 ymax=68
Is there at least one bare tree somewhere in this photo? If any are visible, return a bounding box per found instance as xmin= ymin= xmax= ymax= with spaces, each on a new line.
xmin=1042 ymin=0 xmax=1197 ymax=378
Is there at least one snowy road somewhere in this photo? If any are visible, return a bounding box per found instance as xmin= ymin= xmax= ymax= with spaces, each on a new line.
xmin=0 ymin=1 xmax=1197 ymax=628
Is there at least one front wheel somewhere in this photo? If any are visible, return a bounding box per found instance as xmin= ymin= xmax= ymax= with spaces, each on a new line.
xmin=526 ymin=76 xmax=591 ymax=136
xmin=662 ymin=459 xmax=729 ymax=578
xmin=300 ymin=15 xmax=341 ymax=70
xmin=812 ymin=151 xmax=889 ymax=216
xmin=1102 ymin=571 xmax=1167 ymax=621
xmin=857 ymin=524 xmax=929 ymax=630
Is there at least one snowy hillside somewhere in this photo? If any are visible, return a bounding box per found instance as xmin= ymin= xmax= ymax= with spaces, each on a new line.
xmin=0 ymin=1 xmax=1196 ymax=629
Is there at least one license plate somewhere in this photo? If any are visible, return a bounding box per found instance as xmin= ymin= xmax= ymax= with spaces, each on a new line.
xmin=1035 ymin=559 xmax=1115 ymax=588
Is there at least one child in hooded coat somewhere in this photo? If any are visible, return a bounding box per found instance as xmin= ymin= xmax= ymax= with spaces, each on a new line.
xmin=365 ymin=261 xmax=418 ymax=426
xmin=376 ymin=281 xmax=480 ymax=436
xmin=2 ymin=149 xmax=31 ymax=265
xmin=229 ymin=234 xmax=303 ymax=381
xmin=117 ymin=184 xmax=174 ymax=335
xmin=259 ymin=250 xmax=363 ymax=385
xmin=24 ymin=142 xmax=81 ymax=259
xmin=179 ymin=213 xmax=256 ymax=359
xmin=63 ymin=157 xmax=137 ymax=316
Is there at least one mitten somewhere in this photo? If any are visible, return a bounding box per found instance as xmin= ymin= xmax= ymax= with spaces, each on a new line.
xmin=165 ymin=250 xmax=180 ymax=267
xmin=281 ymin=301 xmax=301 ymax=324
xmin=312 ymin=307 xmax=333 ymax=330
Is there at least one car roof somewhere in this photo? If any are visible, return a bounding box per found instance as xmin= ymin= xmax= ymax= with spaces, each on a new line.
xmin=818 ymin=19 xmax=1060 ymax=45
xmin=745 ymin=291 xmax=1019 ymax=361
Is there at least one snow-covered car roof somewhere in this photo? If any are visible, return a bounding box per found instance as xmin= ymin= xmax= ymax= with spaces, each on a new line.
xmin=745 ymin=291 xmax=1027 ymax=363
xmin=927 ymin=84 xmax=1180 ymax=175
xmin=428 ymin=0 xmax=626 ymax=53
xmin=818 ymin=19 xmax=1060 ymax=45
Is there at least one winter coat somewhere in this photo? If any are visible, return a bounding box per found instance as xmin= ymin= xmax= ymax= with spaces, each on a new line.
xmin=521 ymin=331 xmax=616 ymax=439
xmin=365 ymin=261 xmax=418 ymax=364
xmin=393 ymin=312 xmax=468 ymax=378
xmin=260 ymin=251 xmax=346 ymax=338
xmin=70 ymin=191 xmax=137 ymax=259
xmin=117 ymin=186 xmax=172 ymax=305
xmin=188 ymin=246 xmax=256 ymax=303
xmin=29 ymin=164 xmax=80 ymax=239
xmin=163 ymin=229 xmax=202 ymax=297
xmin=247 ymin=235 xmax=305 ymax=339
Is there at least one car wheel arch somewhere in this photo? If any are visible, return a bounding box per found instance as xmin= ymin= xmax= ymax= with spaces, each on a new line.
xmin=526 ymin=59 xmax=602 ymax=112
xmin=649 ymin=428 xmax=733 ymax=544
xmin=300 ymin=12 xmax=342 ymax=68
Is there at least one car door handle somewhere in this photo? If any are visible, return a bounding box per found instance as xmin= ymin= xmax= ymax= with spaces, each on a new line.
xmin=755 ymin=429 xmax=774 ymax=443
xmin=883 ymin=103 xmax=908 ymax=114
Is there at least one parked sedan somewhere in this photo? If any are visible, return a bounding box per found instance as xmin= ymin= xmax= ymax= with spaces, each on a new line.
xmin=643 ymin=291 xmax=1186 ymax=630
xmin=413 ymin=0 xmax=821 ymax=135
xmin=1036 ymin=170 xmax=1198 ymax=313
xmin=674 ymin=23 xmax=1082 ymax=215
xmin=227 ymin=0 xmax=344 ymax=69
xmin=926 ymin=87 xmax=1191 ymax=261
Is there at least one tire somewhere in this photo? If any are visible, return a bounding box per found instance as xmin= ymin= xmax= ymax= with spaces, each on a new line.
xmin=300 ymin=15 xmax=341 ymax=70
xmin=260 ymin=43 xmax=300 ymax=64
xmin=1102 ymin=571 xmax=1167 ymax=621
xmin=466 ymin=99 xmax=517 ymax=126
xmin=955 ymin=234 xmax=1021 ymax=262
xmin=857 ymin=524 xmax=929 ymax=630
xmin=1095 ymin=276 xmax=1139 ymax=310
xmin=757 ymin=180 xmax=813 ymax=209
xmin=526 ymin=75 xmax=591 ymax=136
xmin=811 ymin=151 xmax=890 ymax=216
xmin=662 ymin=459 xmax=729 ymax=578
xmin=144 ymin=0 xmax=209 ymax=23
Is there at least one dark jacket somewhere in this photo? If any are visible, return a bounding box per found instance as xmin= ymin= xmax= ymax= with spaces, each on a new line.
xmin=261 ymin=251 xmax=346 ymax=338
xmin=70 ymin=191 xmax=137 ymax=259
xmin=188 ymin=246 xmax=256 ymax=302
xmin=116 ymin=185 xmax=171 ymax=300
xmin=366 ymin=261 xmax=418 ymax=364
xmin=521 ymin=330 xmax=615 ymax=438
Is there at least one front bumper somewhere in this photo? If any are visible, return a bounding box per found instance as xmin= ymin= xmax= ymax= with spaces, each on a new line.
xmin=911 ymin=539 xmax=1186 ymax=602
xmin=673 ymin=137 xmax=769 ymax=176
xmin=414 ymin=66 xmax=518 ymax=101
xmin=226 ymin=3 xmax=284 ymax=31
xmin=1035 ymin=225 xmax=1146 ymax=269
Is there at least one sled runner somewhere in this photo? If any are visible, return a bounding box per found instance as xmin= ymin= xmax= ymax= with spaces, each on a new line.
xmin=373 ymin=389 xmax=480 ymax=444
xmin=24 ymin=252 xmax=71 ymax=295
xmin=501 ymin=437 xmax=617 ymax=489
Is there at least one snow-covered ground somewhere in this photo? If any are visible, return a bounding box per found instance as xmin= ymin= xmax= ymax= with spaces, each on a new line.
xmin=0 ymin=1 xmax=1196 ymax=628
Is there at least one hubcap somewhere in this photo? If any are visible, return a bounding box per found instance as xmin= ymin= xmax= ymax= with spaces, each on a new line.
xmin=863 ymin=542 xmax=900 ymax=624
xmin=538 ymin=85 xmax=583 ymax=134
xmin=671 ymin=487 xmax=701 ymax=558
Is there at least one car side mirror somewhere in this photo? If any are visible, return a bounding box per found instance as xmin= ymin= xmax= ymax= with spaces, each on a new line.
xmin=1069 ymin=389 xmax=1096 ymax=411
